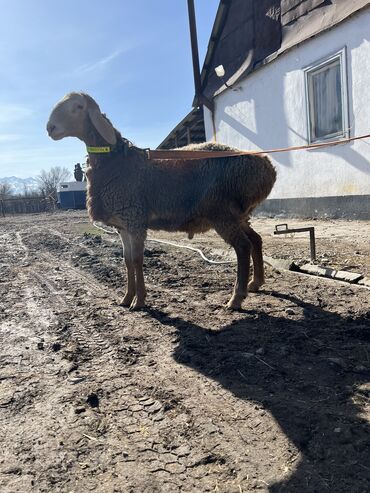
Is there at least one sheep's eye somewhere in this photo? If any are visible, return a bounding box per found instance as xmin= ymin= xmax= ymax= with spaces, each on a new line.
xmin=72 ymin=103 xmax=84 ymax=113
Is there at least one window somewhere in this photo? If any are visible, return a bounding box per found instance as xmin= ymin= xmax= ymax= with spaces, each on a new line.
xmin=304 ymin=49 xmax=349 ymax=143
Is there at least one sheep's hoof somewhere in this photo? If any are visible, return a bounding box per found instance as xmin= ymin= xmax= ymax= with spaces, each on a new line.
xmin=120 ymin=294 xmax=135 ymax=307
xmin=129 ymin=298 xmax=146 ymax=311
xmin=225 ymin=296 xmax=244 ymax=311
xmin=248 ymin=281 xmax=263 ymax=293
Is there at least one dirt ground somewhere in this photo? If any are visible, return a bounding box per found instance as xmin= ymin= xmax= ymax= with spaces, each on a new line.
xmin=1 ymin=211 xmax=369 ymax=493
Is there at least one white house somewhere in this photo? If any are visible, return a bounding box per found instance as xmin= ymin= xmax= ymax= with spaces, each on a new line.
xmin=160 ymin=0 xmax=370 ymax=219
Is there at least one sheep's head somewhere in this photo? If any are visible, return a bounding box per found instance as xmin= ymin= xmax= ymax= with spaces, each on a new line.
xmin=47 ymin=92 xmax=117 ymax=145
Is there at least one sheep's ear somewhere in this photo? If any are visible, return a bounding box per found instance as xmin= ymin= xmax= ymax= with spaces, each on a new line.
xmin=87 ymin=102 xmax=117 ymax=145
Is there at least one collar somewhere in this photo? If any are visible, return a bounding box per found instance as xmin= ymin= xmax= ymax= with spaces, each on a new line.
xmin=86 ymin=140 xmax=149 ymax=159
xmin=86 ymin=140 xmax=130 ymax=156
xmin=86 ymin=146 xmax=111 ymax=153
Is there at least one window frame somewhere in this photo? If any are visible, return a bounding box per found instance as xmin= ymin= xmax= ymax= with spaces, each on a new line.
xmin=304 ymin=48 xmax=349 ymax=144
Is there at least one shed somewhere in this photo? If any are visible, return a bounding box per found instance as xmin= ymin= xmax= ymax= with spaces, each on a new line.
xmin=57 ymin=181 xmax=87 ymax=209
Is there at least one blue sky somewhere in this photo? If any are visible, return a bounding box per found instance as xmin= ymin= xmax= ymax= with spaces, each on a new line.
xmin=0 ymin=0 xmax=219 ymax=178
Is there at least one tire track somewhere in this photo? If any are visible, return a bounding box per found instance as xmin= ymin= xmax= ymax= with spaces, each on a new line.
xmin=11 ymin=231 xmax=120 ymax=362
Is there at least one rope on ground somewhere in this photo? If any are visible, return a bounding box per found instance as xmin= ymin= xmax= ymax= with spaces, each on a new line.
xmin=92 ymin=221 xmax=235 ymax=265
xmin=93 ymin=222 xmax=117 ymax=235
xmin=147 ymin=238 xmax=234 ymax=265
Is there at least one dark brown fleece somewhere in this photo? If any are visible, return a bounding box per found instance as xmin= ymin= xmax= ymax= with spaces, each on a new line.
xmin=85 ymin=140 xmax=276 ymax=237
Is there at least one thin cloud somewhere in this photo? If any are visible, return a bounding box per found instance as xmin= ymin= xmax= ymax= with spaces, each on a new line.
xmin=75 ymin=48 xmax=128 ymax=75
xmin=0 ymin=133 xmax=22 ymax=142
xmin=0 ymin=104 xmax=33 ymax=125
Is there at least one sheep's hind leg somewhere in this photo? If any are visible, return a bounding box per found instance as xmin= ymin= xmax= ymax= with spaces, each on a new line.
xmin=129 ymin=232 xmax=147 ymax=310
xmin=215 ymin=222 xmax=252 ymax=310
xmin=243 ymin=224 xmax=264 ymax=292
xmin=118 ymin=230 xmax=136 ymax=306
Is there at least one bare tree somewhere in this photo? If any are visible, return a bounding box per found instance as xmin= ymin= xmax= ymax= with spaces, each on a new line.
xmin=0 ymin=182 xmax=13 ymax=199
xmin=21 ymin=184 xmax=40 ymax=198
xmin=37 ymin=166 xmax=71 ymax=201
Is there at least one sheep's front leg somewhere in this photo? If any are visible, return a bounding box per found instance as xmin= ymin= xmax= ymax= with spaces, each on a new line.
xmin=129 ymin=232 xmax=147 ymax=310
xmin=119 ymin=230 xmax=136 ymax=306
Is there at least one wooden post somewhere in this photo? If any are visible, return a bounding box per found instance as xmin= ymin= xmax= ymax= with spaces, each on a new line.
xmin=187 ymin=127 xmax=191 ymax=145
xmin=0 ymin=199 xmax=5 ymax=217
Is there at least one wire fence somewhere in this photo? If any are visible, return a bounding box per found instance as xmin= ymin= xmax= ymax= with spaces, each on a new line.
xmin=0 ymin=196 xmax=56 ymax=217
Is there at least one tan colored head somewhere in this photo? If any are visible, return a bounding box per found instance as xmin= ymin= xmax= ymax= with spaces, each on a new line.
xmin=47 ymin=92 xmax=117 ymax=145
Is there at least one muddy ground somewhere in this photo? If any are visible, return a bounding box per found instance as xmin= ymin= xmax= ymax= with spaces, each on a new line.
xmin=0 ymin=211 xmax=369 ymax=493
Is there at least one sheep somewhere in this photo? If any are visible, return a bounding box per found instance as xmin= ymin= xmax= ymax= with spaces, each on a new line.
xmin=47 ymin=92 xmax=276 ymax=310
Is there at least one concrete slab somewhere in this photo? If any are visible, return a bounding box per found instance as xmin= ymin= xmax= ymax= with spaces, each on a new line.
xmin=264 ymin=256 xmax=295 ymax=271
xmin=299 ymin=263 xmax=363 ymax=283
xmin=358 ymin=277 xmax=370 ymax=287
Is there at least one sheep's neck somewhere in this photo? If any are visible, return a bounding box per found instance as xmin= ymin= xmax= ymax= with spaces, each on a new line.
xmin=81 ymin=120 xmax=141 ymax=166
xmin=83 ymin=126 xmax=121 ymax=168
xmin=83 ymin=125 xmax=113 ymax=148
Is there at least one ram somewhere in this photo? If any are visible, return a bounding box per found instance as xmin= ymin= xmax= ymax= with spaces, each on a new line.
xmin=47 ymin=93 xmax=276 ymax=310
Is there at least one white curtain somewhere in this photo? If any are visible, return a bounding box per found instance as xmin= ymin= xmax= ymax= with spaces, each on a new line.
xmin=309 ymin=61 xmax=343 ymax=140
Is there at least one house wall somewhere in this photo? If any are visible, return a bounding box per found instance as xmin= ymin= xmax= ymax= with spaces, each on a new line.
xmin=204 ymin=8 xmax=370 ymax=218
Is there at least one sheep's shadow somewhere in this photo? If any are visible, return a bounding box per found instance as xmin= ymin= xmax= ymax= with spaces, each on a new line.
xmin=147 ymin=293 xmax=370 ymax=492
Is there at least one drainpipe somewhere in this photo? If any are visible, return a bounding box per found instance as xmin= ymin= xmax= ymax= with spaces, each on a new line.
xmin=187 ymin=0 xmax=217 ymax=141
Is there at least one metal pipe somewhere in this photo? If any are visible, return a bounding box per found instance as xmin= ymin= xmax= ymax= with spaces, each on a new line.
xmin=309 ymin=228 xmax=316 ymax=262
xmin=187 ymin=0 xmax=214 ymax=114
xmin=274 ymin=224 xmax=317 ymax=262
xmin=187 ymin=0 xmax=202 ymax=100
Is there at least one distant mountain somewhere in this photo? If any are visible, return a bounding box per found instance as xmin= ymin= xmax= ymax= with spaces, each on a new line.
xmin=0 ymin=176 xmax=39 ymax=195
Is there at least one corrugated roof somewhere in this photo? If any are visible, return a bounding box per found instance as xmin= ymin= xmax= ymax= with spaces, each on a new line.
xmin=281 ymin=0 xmax=327 ymax=25
xmin=157 ymin=107 xmax=205 ymax=150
